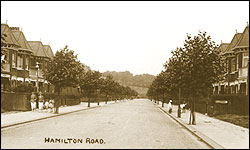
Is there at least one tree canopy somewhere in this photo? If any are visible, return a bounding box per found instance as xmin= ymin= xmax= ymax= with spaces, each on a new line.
xmin=44 ymin=45 xmax=82 ymax=93
xmin=148 ymin=31 xmax=224 ymax=100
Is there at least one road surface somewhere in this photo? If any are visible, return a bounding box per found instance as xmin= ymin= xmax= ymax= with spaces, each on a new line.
xmin=1 ymin=99 xmax=210 ymax=149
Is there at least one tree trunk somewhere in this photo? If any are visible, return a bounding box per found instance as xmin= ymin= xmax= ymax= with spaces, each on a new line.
xmin=55 ymin=86 xmax=61 ymax=114
xmin=157 ymin=95 xmax=159 ymax=104
xmin=105 ymin=94 xmax=108 ymax=104
xmin=192 ymin=100 xmax=196 ymax=125
xmin=162 ymin=93 xmax=165 ymax=107
xmin=189 ymin=100 xmax=196 ymax=125
xmin=88 ymin=92 xmax=91 ymax=107
xmin=97 ymin=94 xmax=99 ymax=106
xmin=177 ymin=88 xmax=181 ymax=118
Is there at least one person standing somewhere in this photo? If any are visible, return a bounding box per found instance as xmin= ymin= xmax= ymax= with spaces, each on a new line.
xmin=30 ymin=92 xmax=37 ymax=111
xmin=38 ymin=92 xmax=44 ymax=111
xmin=48 ymin=99 xmax=54 ymax=113
xmin=44 ymin=100 xmax=49 ymax=111
xmin=167 ymin=99 xmax=173 ymax=113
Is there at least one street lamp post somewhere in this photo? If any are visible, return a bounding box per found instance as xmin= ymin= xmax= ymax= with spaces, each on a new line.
xmin=36 ymin=62 xmax=40 ymax=92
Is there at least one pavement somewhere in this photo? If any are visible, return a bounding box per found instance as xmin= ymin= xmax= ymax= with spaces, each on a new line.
xmin=155 ymin=101 xmax=249 ymax=149
xmin=1 ymin=100 xmax=122 ymax=128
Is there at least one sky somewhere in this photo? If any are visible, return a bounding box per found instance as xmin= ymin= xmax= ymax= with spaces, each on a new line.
xmin=1 ymin=1 xmax=249 ymax=76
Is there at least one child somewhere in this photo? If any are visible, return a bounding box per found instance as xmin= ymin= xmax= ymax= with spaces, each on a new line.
xmin=44 ymin=100 xmax=49 ymax=111
xmin=180 ymin=103 xmax=187 ymax=113
xmin=30 ymin=92 xmax=37 ymax=111
xmin=38 ymin=92 xmax=44 ymax=111
xmin=167 ymin=100 xmax=173 ymax=114
xmin=49 ymin=99 xmax=54 ymax=113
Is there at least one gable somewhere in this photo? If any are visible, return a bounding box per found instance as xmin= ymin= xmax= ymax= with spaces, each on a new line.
xmin=28 ymin=41 xmax=50 ymax=58
xmin=1 ymin=24 xmax=20 ymax=47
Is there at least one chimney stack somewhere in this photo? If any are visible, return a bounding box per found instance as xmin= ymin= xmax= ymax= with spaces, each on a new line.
xmin=10 ymin=27 xmax=20 ymax=31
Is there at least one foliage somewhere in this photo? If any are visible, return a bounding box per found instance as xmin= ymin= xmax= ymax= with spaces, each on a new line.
xmin=11 ymin=82 xmax=35 ymax=93
xmin=103 ymin=71 xmax=155 ymax=88
xmin=44 ymin=45 xmax=82 ymax=94
xmin=1 ymin=33 xmax=7 ymax=70
xmin=100 ymin=75 xmax=116 ymax=97
xmin=80 ymin=70 xmax=103 ymax=97
xmin=148 ymin=31 xmax=224 ymax=100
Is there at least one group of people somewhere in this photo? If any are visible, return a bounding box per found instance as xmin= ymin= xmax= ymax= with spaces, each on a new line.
xmin=166 ymin=99 xmax=187 ymax=114
xmin=30 ymin=92 xmax=55 ymax=113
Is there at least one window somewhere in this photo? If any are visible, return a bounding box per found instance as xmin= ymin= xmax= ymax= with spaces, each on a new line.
xmin=12 ymin=53 xmax=16 ymax=67
xmin=227 ymin=59 xmax=230 ymax=73
xmin=224 ymin=61 xmax=227 ymax=73
xmin=231 ymin=58 xmax=236 ymax=72
xmin=17 ymin=55 xmax=23 ymax=68
xmin=238 ymin=53 xmax=242 ymax=68
xmin=243 ymin=52 xmax=249 ymax=67
xmin=25 ymin=57 xmax=29 ymax=70
xmin=243 ymin=58 xmax=249 ymax=67
xmin=236 ymin=55 xmax=239 ymax=70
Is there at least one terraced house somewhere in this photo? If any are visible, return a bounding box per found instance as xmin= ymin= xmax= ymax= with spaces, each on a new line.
xmin=1 ymin=23 xmax=54 ymax=93
xmin=213 ymin=24 xmax=249 ymax=96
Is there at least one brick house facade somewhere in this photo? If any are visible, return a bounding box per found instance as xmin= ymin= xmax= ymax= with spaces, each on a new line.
xmin=213 ymin=25 xmax=249 ymax=96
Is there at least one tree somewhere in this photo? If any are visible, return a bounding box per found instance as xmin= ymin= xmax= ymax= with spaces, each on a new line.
xmin=80 ymin=70 xmax=102 ymax=107
xmin=148 ymin=31 xmax=224 ymax=125
xmin=44 ymin=45 xmax=82 ymax=113
xmin=101 ymin=75 xmax=115 ymax=104
xmin=181 ymin=32 xmax=224 ymax=124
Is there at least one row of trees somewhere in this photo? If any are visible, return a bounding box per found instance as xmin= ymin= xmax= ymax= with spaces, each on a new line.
xmin=44 ymin=45 xmax=138 ymax=107
xmin=147 ymin=31 xmax=225 ymax=124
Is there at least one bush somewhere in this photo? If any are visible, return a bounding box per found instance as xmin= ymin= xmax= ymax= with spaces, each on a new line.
xmin=11 ymin=82 xmax=35 ymax=93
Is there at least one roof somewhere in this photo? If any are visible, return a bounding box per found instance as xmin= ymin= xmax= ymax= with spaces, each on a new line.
xmin=1 ymin=24 xmax=20 ymax=47
xmin=28 ymin=41 xmax=50 ymax=58
xmin=216 ymin=43 xmax=230 ymax=55
xmin=222 ymin=33 xmax=242 ymax=55
xmin=12 ymin=30 xmax=33 ymax=52
xmin=234 ymin=26 xmax=249 ymax=48
xmin=43 ymin=45 xmax=54 ymax=59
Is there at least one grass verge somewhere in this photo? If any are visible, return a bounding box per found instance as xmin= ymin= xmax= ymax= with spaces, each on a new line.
xmin=215 ymin=114 xmax=249 ymax=129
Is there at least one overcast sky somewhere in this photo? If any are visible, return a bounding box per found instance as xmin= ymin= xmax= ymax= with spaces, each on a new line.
xmin=1 ymin=1 xmax=249 ymax=76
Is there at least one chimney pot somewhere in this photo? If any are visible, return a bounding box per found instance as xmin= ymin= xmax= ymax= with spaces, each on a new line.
xmin=10 ymin=27 xmax=20 ymax=31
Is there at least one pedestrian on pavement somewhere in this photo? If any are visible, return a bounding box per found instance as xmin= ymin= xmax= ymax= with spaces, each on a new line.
xmin=44 ymin=99 xmax=49 ymax=111
xmin=180 ymin=101 xmax=187 ymax=113
xmin=167 ymin=99 xmax=173 ymax=114
xmin=38 ymin=92 xmax=44 ymax=111
xmin=48 ymin=99 xmax=54 ymax=113
xmin=30 ymin=92 xmax=37 ymax=111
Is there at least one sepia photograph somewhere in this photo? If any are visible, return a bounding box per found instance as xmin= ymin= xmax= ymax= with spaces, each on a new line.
xmin=1 ymin=1 xmax=249 ymax=149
